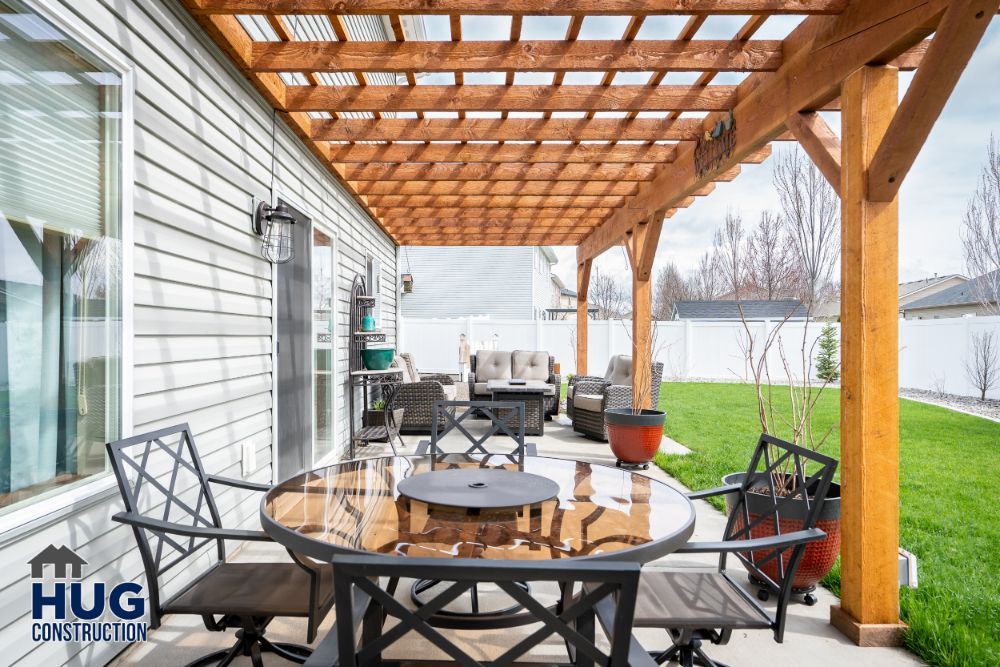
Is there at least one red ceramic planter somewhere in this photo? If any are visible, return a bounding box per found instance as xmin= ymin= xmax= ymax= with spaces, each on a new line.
xmin=605 ymin=408 xmax=666 ymax=465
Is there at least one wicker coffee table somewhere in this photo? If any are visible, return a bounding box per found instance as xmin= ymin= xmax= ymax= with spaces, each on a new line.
xmin=486 ymin=379 xmax=552 ymax=436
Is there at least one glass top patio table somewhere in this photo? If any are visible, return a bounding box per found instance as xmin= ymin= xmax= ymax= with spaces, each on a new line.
xmin=260 ymin=454 xmax=695 ymax=564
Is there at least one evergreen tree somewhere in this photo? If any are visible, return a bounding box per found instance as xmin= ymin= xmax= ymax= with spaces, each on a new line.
xmin=815 ymin=323 xmax=840 ymax=382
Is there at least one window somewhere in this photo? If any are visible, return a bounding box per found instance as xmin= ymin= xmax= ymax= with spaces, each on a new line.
xmin=0 ymin=1 xmax=124 ymax=515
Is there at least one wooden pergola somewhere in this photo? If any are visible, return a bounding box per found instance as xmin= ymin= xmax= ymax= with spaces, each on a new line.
xmin=183 ymin=0 xmax=997 ymax=646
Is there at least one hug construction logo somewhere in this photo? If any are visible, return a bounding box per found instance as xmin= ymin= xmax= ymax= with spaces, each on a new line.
xmin=29 ymin=544 xmax=147 ymax=643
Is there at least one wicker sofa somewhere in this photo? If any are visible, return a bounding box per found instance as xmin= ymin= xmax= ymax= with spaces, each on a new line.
xmin=468 ymin=350 xmax=561 ymax=418
xmin=389 ymin=353 xmax=457 ymax=434
xmin=569 ymin=355 xmax=663 ymax=440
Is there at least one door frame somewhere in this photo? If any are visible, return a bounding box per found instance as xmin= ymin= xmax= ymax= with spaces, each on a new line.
xmin=269 ymin=190 xmax=341 ymax=481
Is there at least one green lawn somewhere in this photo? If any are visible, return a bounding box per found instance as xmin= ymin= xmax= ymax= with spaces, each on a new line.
xmin=653 ymin=382 xmax=999 ymax=667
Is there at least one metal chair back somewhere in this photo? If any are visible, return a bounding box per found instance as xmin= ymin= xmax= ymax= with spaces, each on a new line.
xmin=721 ymin=433 xmax=838 ymax=641
xmin=428 ymin=400 xmax=529 ymax=458
xmin=106 ymin=424 xmax=224 ymax=627
xmin=322 ymin=555 xmax=641 ymax=667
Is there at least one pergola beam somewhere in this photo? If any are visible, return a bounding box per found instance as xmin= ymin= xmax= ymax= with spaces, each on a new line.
xmin=786 ymin=111 xmax=842 ymax=192
xmin=337 ymin=162 xmax=659 ymax=182
xmin=187 ymin=0 xmax=849 ymax=16
xmin=353 ymin=180 xmax=640 ymax=197
xmin=252 ymin=39 xmax=783 ymax=73
xmin=314 ymin=117 xmax=710 ymax=143
xmin=284 ymin=85 xmax=737 ymax=113
xmin=329 ymin=142 xmax=677 ymax=164
xmin=372 ymin=205 xmax=616 ymax=218
xmin=577 ymin=0 xmax=949 ymax=263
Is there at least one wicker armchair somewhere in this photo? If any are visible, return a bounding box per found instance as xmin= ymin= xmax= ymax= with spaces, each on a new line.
xmin=572 ymin=355 xmax=663 ymax=440
xmin=389 ymin=353 xmax=457 ymax=434
xmin=468 ymin=350 xmax=561 ymax=418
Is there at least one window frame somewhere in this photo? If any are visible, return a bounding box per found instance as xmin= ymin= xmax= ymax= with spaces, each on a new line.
xmin=0 ymin=0 xmax=135 ymax=538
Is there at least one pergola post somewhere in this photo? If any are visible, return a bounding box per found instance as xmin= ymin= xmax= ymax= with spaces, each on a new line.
xmin=576 ymin=259 xmax=592 ymax=375
xmin=831 ymin=64 xmax=905 ymax=646
xmin=625 ymin=221 xmax=658 ymax=408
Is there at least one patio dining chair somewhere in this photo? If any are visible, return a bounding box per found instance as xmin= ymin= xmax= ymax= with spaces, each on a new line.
xmin=304 ymin=555 xmax=654 ymax=667
xmin=414 ymin=400 xmax=537 ymax=458
xmin=589 ymin=434 xmax=838 ymax=667
xmin=107 ymin=424 xmax=335 ymax=667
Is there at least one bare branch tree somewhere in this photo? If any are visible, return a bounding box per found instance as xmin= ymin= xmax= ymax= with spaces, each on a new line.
xmin=965 ymin=331 xmax=999 ymax=401
xmin=588 ymin=268 xmax=629 ymax=320
xmin=715 ymin=210 xmax=747 ymax=299
xmin=746 ymin=210 xmax=798 ymax=300
xmin=961 ymin=135 xmax=1000 ymax=315
xmin=774 ymin=147 xmax=840 ymax=311
xmin=688 ymin=250 xmax=723 ymax=300
xmin=653 ymin=262 xmax=690 ymax=320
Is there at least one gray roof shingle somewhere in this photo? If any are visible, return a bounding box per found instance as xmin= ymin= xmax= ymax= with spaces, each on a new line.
xmin=673 ymin=299 xmax=808 ymax=320
xmin=904 ymin=271 xmax=999 ymax=310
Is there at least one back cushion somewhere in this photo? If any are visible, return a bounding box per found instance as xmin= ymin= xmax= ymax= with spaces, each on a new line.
xmin=400 ymin=353 xmax=420 ymax=382
xmin=391 ymin=355 xmax=415 ymax=383
xmin=605 ymin=355 xmax=633 ymax=386
xmin=475 ymin=350 xmax=513 ymax=381
xmin=512 ymin=351 xmax=550 ymax=381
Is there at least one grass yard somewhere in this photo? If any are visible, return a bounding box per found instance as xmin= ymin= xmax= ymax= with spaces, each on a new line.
xmin=654 ymin=382 xmax=999 ymax=667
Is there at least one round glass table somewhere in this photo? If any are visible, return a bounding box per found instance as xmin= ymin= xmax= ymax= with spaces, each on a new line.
xmin=260 ymin=454 xmax=696 ymax=564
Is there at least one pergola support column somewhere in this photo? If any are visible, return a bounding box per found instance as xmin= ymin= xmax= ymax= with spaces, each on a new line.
xmin=576 ymin=259 xmax=592 ymax=375
xmin=625 ymin=221 xmax=659 ymax=408
xmin=830 ymin=64 xmax=906 ymax=647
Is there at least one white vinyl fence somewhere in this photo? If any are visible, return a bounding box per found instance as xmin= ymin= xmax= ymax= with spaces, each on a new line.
xmin=399 ymin=315 xmax=1000 ymax=401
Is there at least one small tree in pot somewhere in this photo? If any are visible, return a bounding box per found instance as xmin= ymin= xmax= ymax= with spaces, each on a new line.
xmin=728 ymin=307 xmax=841 ymax=605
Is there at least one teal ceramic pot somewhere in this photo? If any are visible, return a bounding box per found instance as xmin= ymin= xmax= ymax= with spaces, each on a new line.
xmin=361 ymin=314 xmax=376 ymax=331
xmin=361 ymin=347 xmax=395 ymax=370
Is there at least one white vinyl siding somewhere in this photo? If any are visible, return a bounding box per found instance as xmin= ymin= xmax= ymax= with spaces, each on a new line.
xmin=0 ymin=1 xmax=395 ymax=665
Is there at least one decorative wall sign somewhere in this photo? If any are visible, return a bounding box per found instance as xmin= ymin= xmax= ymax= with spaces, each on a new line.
xmin=694 ymin=111 xmax=736 ymax=179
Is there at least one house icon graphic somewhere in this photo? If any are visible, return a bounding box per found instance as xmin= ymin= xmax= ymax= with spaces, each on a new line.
xmin=29 ymin=545 xmax=87 ymax=579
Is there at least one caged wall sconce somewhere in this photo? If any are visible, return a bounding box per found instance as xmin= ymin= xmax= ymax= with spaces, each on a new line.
xmin=251 ymin=199 xmax=296 ymax=264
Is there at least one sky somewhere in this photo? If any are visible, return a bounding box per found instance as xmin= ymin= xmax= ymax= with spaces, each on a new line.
xmin=416 ymin=14 xmax=1000 ymax=290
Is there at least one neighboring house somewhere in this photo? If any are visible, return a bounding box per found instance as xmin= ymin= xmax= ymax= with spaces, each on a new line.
xmin=814 ymin=274 xmax=968 ymax=318
xmin=0 ymin=4 xmax=401 ymax=665
xmin=902 ymin=271 xmax=999 ymax=319
xmin=672 ymin=299 xmax=809 ymax=321
xmin=400 ymin=246 xmax=558 ymax=320
xmin=543 ymin=275 xmax=579 ymax=319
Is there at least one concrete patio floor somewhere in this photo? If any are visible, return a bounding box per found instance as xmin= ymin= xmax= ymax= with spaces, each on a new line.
xmin=113 ymin=421 xmax=920 ymax=666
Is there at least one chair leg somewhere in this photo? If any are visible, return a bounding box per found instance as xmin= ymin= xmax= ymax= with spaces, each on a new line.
xmin=651 ymin=638 xmax=729 ymax=667
xmin=184 ymin=616 xmax=312 ymax=667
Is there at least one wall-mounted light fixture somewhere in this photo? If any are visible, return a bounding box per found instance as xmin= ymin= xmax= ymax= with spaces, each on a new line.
xmin=252 ymin=199 xmax=296 ymax=264
xmin=401 ymin=273 xmax=414 ymax=293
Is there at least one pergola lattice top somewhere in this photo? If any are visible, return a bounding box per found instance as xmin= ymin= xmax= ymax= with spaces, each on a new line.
xmin=184 ymin=1 xmax=960 ymax=254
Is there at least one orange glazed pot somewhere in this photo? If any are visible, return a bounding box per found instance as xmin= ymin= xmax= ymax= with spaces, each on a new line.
xmin=722 ymin=472 xmax=841 ymax=600
xmin=605 ymin=408 xmax=666 ymax=467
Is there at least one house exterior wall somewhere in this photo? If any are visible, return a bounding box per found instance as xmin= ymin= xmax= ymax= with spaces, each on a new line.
xmin=903 ymin=303 xmax=996 ymax=319
xmin=400 ymin=246 xmax=544 ymax=320
xmin=0 ymin=1 xmax=395 ymax=664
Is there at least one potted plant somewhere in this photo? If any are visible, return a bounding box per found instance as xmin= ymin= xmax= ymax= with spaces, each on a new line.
xmin=605 ymin=374 xmax=665 ymax=470
xmin=726 ymin=309 xmax=841 ymax=605
xmin=363 ymin=398 xmax=405 ymax=439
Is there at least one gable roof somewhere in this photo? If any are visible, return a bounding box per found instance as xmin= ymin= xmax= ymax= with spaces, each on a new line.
xmin=904 ymin=271 xmax=1000 ymax=310
xmin=673 ymin=299 xmax=808 ymax=320
xmin=898 ymin=274 xmax=966 ymax=299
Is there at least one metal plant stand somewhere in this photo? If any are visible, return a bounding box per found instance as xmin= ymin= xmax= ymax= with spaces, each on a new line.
xmin=348 ymin=274 xmax=403 ymax=459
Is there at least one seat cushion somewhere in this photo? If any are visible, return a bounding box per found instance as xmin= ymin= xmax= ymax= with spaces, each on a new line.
xmin=442 ymin=384 xmax=458 ymax=400
xmin=573 ymin=393 xmax=604 ymax=412
xmin=604 ymin=355 xmax=633 ymax=386
xmin=165 ymin=562 xmax=332 ymax=618
xmin=632 ymin=570 xmax=771 ymax=630
xmin=473 ymin=382 xmax=491 ymax=396
xmin=474 ymin=351 xmax=512 ymax=381
xmin=512 ymin=350 xmax=550 ymax=381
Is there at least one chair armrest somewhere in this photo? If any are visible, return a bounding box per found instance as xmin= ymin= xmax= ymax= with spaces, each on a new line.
xmin=570 ymin=374 xmax=605 ymax=387
xmin=419 ymin=373 xmax=454 ymax=385
xmin=604 ymin=384 xmax=632 ymax=410
xmin=112 ymin=512 xmax=272 ymax=541
xmin=206 ymin=474 xmax=270 ymax=492
xmin=573 ymin=379 xmax=608 ymax=397
xmin=393 ymin=380 xmax=446 ymax=403
xmin=675 ymin=528 xmax=826 ymax=554
xmin=686 ymin=483 xmax=741 ymax=500
xmin=549 ymin=373 xmax=561 ymax=387
xmin=304 ymin=586 xmax=373 ymax=667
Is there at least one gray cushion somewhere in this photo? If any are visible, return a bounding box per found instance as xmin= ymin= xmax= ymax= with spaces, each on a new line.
xmin=391 ymin=355 xmax=415 ymax=383
xmin=473 ymin=382 xmax=492 ymax=396
xmin=442 ymin=385 xmax=457 ymax=401
xmin=512 ymin=350 xmax=550 ymax=381
xmin=573 ymin=394 xmax=604 ymax=412
xmin=400 ymin=352 xmax=420 ymax=383
xmin=604 ymin=355 xmax=633 ymax=386
xmin=474 ymin=350 xmax=512 ymax=381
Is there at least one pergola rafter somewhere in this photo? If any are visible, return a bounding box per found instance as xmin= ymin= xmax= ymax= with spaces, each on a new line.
xmin=182 ymin=0 xmax=997 ymax=650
